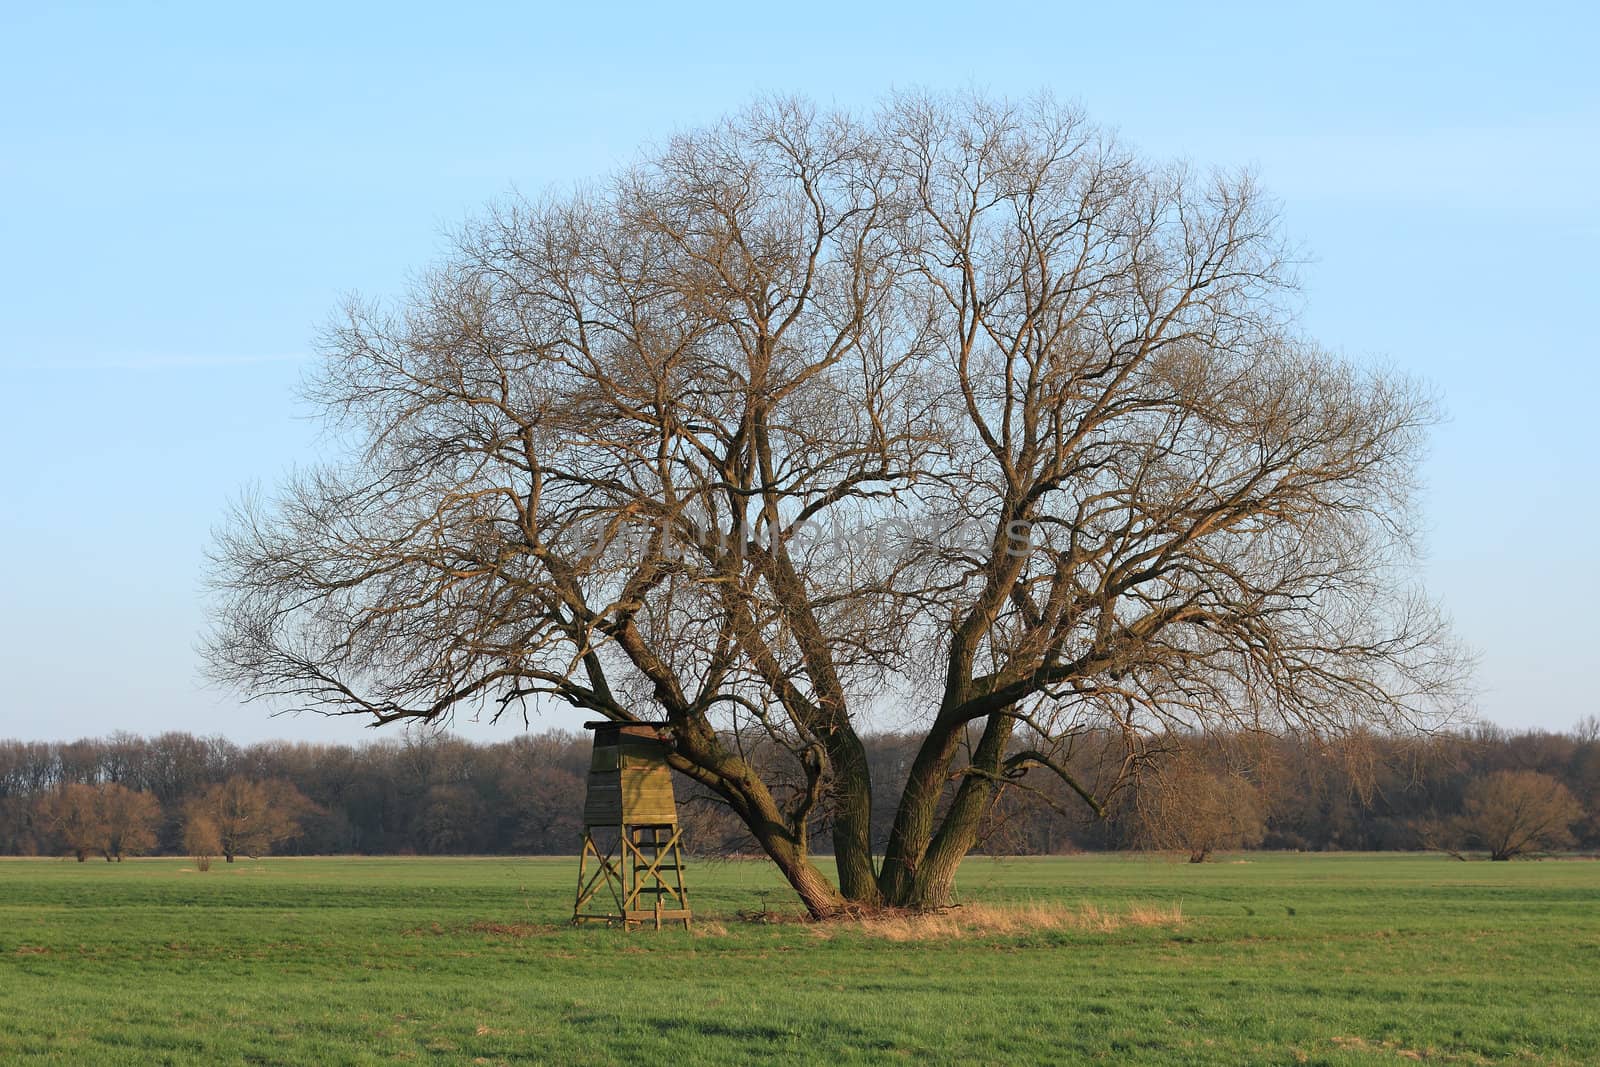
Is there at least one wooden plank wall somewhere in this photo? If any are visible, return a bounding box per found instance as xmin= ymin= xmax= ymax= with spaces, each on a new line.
xmin=583 ymin=732 xmax=679 ymax=826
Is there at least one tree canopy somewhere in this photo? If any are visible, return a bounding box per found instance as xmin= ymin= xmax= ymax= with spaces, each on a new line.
xmin=1460 ymin=770 xmax=1583 ymax=860
xmin=206 ymin=92 xmax=1465 ymax=915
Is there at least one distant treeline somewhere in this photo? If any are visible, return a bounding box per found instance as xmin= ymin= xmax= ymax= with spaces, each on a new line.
xmin=2 ymin=722 xmax=1597 ymax=858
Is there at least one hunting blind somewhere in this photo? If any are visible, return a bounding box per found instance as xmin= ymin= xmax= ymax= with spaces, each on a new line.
xmin=572 ymin=721 xmax=691 ymax=930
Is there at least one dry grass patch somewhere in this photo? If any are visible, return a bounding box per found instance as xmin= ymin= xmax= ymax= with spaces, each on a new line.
xmin=1330 ymin=1036 xmax=1442 ymax=1062
xmin=468 ymin=921 xmax=561 ymax=939
xmin=814 ymin=900 xmax=1183 ymax=941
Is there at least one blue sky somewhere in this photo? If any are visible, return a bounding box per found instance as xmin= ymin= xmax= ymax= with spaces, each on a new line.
xmin=1 ymin=1 xmax=1595 ymax=743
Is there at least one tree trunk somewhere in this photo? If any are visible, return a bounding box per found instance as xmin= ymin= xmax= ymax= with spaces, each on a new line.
xmin=748 ymin=531 xmax=881 ymax=908
xmin=749 ymin=821 xmax=845 ymax=919
xmin=673 ymin=718 xmax=848 ymax=919
xmin=825 ymin=730 xmax=880 ymax=907
xmin=712 ymin=784 xmax=851 ymax=918
xmin=779 ymin=849 xmax=847 ymax=920
xmin=889 ymin=714 xmax=1015 ymax=908
xmin=876 ymin=712 xmax=1021 ymax=909
xmin=877 ymin=714 xmax=968 ymax=905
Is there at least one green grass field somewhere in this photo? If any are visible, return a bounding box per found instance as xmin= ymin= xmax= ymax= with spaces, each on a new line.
xmin=2 ymin=852 xmax=1596 ymax=1064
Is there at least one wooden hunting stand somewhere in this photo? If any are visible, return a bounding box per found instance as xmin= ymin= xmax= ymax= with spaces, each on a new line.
xmin=572 ymin=721 xmax=691 ymax=930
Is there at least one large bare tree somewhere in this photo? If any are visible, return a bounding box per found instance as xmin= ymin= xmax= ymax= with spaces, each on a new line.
xmin=206 ymin=93 xmax=1464 ymax=916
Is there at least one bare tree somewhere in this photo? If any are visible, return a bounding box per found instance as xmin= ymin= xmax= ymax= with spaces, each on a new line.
xmin=1132 ymin=749 xmax=1266 ymax=862
xmin=206 ymin=92 xmax=1465 ymax=916
xmin=1460 ymin=770 xmax=1583 ymax=860
xmin=97 ymin=782 xmax=161 ymax=861
xmin=31 ymin=782 xmax=158 ymax=862
xmin=1575 ymin=715 xmax=1600 ymax=746
xmin=183 ymin=813 xmax=221 ymax=871
xmin=37 ymin=783 xmax=105 ymax=862
xmin=184 ymin=778 xmax=314 ymax=862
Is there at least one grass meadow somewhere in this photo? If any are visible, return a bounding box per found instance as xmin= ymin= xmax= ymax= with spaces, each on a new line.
xmin=1 ymin=852 xmax=1597 ymax=1064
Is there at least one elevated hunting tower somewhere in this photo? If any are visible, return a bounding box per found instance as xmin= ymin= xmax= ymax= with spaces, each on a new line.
xmin=572 ymin=721 xmax=691 ymax=930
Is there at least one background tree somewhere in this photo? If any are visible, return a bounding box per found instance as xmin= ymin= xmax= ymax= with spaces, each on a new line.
xmin=502 ymin=734 xmax=586 ymax=853
xmin=1459 ymin=770 xmax=1583 ymax=860
xmin=185 ymin=777 xmax=315 ymax=862
xmin=183 ymin=813 xmax=221 ymax=871
xmin=1132 ymin=750 xmax=1266 ymax=862
xmin=1567 ymin=722 xmax=1600 ymax=847
xmin=4 ymin=727 xmax=1599 ymax=861
xmin=37 ymin=783 xmax=105 ymax=862
xmin=419 ymin=784 xmax=489 ymax=854
xmin=1574 ymin=715 xmax=1600 ymax=746
xmin=204 ymin=92 xmax=1465 ymax=915
xmin=2 ymin=741 xmax=56 ymax=855
xmin=96 ymin=782 xmax=162 ymax=861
